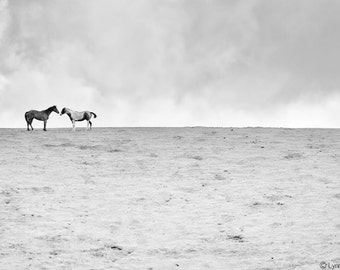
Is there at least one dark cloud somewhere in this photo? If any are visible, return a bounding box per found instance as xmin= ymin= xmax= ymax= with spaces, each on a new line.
xmin=0 ymin=0 xmax=339 ymax=127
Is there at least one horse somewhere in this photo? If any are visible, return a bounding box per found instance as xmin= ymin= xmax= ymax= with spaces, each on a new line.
xmin=24 ymin=105 xmax=59 ymax=131
xmin=60 ymin=107 xmax=97 ymax=131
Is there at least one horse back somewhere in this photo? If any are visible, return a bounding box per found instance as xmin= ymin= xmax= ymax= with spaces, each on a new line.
xmin=25 ymin=110 xmax=47 ymax=121
xmin=25 ymin=110 xmax=36 ymax=118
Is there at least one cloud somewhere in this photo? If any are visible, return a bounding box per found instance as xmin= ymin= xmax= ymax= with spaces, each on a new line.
xmin=0 ymin=0 xmax=339 ymax=127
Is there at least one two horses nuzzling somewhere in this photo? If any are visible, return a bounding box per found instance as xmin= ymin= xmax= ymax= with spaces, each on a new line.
xmin=24 ymin=106 xmax=97 ymax=131
xmin=24 ymin=105 xmax=59 ymax=131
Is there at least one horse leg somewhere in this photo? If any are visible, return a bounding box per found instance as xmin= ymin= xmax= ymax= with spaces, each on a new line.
xmin=30 ymin=120 xmax=34 ymax=131
xmin=72 ymin=120 xmax=76 ymax=131
xmin=89 ymin=120 xmax=92 ymax=130
xmin=43 ymin=120 xmax=47 ymax=131
xmin=25 ymin=114 xmax=30 ymax=131
xmin=86 ymin=120 xmax=89 ymax=130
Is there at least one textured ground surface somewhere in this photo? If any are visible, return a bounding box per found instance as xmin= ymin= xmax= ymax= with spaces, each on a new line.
xmin=0 ymin=127 xmax=339 ymax=270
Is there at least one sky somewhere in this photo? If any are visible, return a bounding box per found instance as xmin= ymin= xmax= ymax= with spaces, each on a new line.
xmin=0 ymin=0 xmax=340 ymax=128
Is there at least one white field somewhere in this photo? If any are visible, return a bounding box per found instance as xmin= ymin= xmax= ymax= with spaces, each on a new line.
xmin=0 ymin=127 xmax=339 ymax=270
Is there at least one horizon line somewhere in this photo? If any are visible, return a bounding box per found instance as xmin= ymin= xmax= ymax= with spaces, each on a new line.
xmin=0 ymin=126 xmax=339 ymax=130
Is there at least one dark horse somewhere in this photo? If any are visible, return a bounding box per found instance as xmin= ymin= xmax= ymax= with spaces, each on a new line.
xmin=60 ymin=107 xmax=97 ymax=131
xmin=24 ymin=105 xmax=59 ymax=131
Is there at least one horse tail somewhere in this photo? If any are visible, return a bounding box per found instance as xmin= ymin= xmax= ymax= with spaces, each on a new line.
xmin=91 ymin=112 xmax=97 ymax=118
xmin=24 ymin=112 xmax=29 ymax=122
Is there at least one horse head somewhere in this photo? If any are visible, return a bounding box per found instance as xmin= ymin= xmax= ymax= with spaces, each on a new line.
xmin=60 ymin=107 xmax=68 ymax=116
xmin=52 ymin=105 xmax=59 ymax=114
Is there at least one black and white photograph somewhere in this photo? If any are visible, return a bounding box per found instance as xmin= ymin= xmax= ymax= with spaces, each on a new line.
xmin=0 ymin=0 xmax=339 ymax=269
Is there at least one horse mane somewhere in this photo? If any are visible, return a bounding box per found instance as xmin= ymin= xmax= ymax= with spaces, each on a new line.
xmin=45 ymin=105 xmax=58 ymax=114
xmin=47 ymin=105 xmax=56 ymax=110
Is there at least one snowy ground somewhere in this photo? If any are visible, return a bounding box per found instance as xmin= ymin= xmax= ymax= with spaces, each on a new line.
xmin=0 ymin=127 xmax=339 ymax=270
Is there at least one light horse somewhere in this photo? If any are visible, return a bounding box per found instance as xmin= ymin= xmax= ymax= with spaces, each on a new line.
xmin=25 ymin=105 xmax=59 ymax=131
xmin=60 ymin=107 xmax=97 ymax=131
